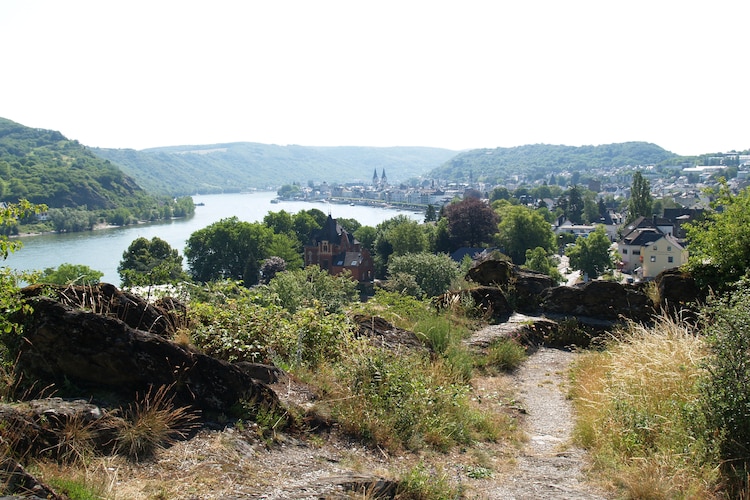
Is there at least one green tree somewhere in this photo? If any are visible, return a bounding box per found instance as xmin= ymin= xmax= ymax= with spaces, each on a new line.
xmin=39 ymin=263 xmax=103 ymax=285
xmin=387 ymin=220 xmax=429 ymax=256
xmin=424 ymin=204 xmax=437 ymax=222
xmin=353 ymin=225 xmax=377 ymax=251
xmin=495 ymin=205 xmax=555 ymax=265
xmin=563 ymin=186 xmax=584 ymax=224
xmin=524 ymin=247 xmax=563 ymax=284
xmin=444 ymin=197 xmax=499 ymax=249
xmin=185 ymin=217 xmax=276 ymax=285
xmin=684 ymin=182 xmax=750 ymax=289
xmin=626 ymin=171 xmax=653 ymax=223
xmin=118 ymin=236 xmax=188 ymax=287
xmin=386 ymin=252 xmax=460 ymax=298
xmin=565 ymin=226 xmax=613 ymax=280
xmin=263 ymin=210 xmax=295 ymax=236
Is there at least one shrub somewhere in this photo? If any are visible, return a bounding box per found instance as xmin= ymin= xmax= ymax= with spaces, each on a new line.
xmin=698 ymin=280 xmax=750 ymax=495
xmin=387 ymin=252 xmax=460 ymax=298
xmin=266 ymin=265 xmax=358 ymax=314
xmin=474 ymin=337 xmax=527 ymax=374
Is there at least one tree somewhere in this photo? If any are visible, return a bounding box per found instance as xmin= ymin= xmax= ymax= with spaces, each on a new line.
xmin=495 ymin=205 xmax=555 ymax=265
xmin=444 ymin=197 xmax=499 ymax=250
xmin=39 ymin=263 xmax=103 ymax=285
xmin=267 ymin=265 xmax=358 ymax=314
xmin=387 ymin=220 xmax=429 ymax=256
xmin=0 ymin=199 xmax=46 ymax=258
xmin=424 ymin=204 xmax=437 ymax=222
xmin=118 ymin=236 xmax=188 ymax=287
xmin=626 ymin=171 xmax=653 ymax=223
xmin=489 ymin=186 xmax=511 ymax=203
xmin=524 ymin=247 xmax=563 ymax=284
xmin=386 ymin=252 xmax=460 ymax=298
xmin=684 ymin=183 xmax=750 ymax=289
xmin=562 ymin=186 xmax=584 ymax=224
xmin=565 ymin=226 xmax=613 ymax=280
xmin=259 ymin=256 xmax=286 ymax=284
xmin=185 ymin=217 xmax=276 ymax=286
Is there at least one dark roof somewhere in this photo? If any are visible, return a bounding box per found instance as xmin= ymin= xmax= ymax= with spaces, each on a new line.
xmin=621 ymin=228 xmax=663 ymax=246
xmin=315 ymin=215 xmax=355 ymax=245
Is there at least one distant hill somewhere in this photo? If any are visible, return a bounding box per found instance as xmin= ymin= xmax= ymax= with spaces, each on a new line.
xmin=0 ymin=117 xmax=147 ymax=209
xmin=93 ymin=143 xmax=459 ymax=196
xmin=428 ymin=142 xmax=680 ymax=183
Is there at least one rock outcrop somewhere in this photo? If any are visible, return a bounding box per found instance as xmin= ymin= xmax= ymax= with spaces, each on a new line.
xmin=17 ymin=292 xmax=279 ymax=416
xmin=539 ymin=280 xmax=654 ymax=322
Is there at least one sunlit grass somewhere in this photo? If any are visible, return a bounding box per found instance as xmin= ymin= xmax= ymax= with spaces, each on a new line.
xmin=570 ymin=315 xmax=717 ymax=498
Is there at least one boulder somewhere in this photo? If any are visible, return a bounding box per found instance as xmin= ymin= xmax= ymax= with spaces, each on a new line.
xmin=353 ymin=314 xmax=430 ymax=352
xmin=17 ymin=296 xmax=279 ymax=416
xmin=467 ymin=259 xmax=514 ymax=286
xmin=653 ymin=268 xmax=705 ymax=313
xmin=540 ymin=280 xmax=654 ymax=322
xmin=21 ymin=283 xmax=183 ymax=338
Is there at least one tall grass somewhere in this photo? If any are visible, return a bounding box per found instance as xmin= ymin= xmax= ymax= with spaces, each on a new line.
xmin=570 ymin=315 xmax=717 ymax=498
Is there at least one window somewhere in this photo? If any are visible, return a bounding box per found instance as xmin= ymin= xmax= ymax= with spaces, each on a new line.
xmin=633 ymin=250 xmax=641 ymax=255
xmin=667 ymin=246 xmax=672 ymax=251
xmin=622 ymin=248 xmax=628 ymax=254
xmin=653 ymin=245 xmax=657 ymax=251
xmin=650 ymin=255 xmax=656 ymax=262
xmin=668 ymin=256 xmax=674 ymax=263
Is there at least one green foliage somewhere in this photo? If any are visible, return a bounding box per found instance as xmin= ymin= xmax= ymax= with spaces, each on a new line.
xmin=429 ymin=142 xmax=677 ymax=184
xmin=185 ymin=217 xmax=279 ymax=285
xmin=698 ymin=281 xmax=750 ymax=494
xmin=266 ymin=265 xmax=358 ymax=314
xmin=474 ymin=337 xmax=527 ymax=374
xmin=626 ymin=171 xmax=653 ymax=223
xmin=386 ymin=252 xmax=460 ymax=298
xmin=565 ymin=226 xmax=613 ymax=279
xmin=495 ymin=204 xmax=555 ymax=264
xmin=118 ymin=237 xmax=188 ymax=287
xmin=331 ymin=346 xmax=499 ymax=452
xmin=523 ymin=246 xmax=564 ymax=284
xmin=38 ymin=263 xmax=103 ymax=286
xmin=396 ymin=462 xmax=463 ymax=499
xmin=45 ymin=477 xmax=102 ymax=500
xmin=684 ymin=182 xmax=750 ymax=290
xmin=189 ymin=287 xmax=354 ymax=368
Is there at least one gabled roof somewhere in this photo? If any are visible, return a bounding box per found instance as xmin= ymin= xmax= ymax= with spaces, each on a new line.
xmin=620 ymin=227 xmax=663 ymax=247
xmin=314 ymin=215 xmax=356 ymax=246
xmin=643 ymin=233 xmax=685 ymax=251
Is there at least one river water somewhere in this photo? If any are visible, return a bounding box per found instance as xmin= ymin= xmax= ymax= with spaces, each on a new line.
xmin=4 ymin=192 xmax=421 ymax=286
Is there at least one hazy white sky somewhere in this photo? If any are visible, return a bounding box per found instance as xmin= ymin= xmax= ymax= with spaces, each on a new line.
xmin=1 ymin=1 xmax=746 ymax=155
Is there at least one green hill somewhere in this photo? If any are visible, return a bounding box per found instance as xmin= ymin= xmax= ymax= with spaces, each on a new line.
xmin=429 ymin=142 xmax=680 ymax=183
xmin=0 ymin=117 xmax=147 ymax=209
xmin=92 ymin=143 xmax=458 ymax=196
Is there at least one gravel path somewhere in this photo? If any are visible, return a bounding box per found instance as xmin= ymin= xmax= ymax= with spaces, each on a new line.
xmin=485 ymin=347 xmax=609 ymax=499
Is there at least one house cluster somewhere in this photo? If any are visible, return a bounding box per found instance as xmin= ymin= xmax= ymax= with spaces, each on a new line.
xmin=303 ymin=214 xmax=374 ymax=282
xmin=554 ymin=208 xmax=703 ymax=280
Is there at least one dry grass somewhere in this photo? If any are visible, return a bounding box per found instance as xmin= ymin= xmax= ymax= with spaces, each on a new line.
xmin=115 ymin=384 xmax=199 ymax=461
xmin=570 ymin=315 xmax=718 ymax=498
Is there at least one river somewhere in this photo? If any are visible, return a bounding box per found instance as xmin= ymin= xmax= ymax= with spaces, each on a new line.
xmin=4 ymin=192 xmax=422 ymax=286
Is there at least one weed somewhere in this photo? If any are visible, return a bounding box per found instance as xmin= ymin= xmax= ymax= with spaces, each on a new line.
xmin=396 ymin=462 xmax=463 ymax=499
xmin=474 ymin=337 xmax=527 ymax=374
xmin=115 ymin=384 xmax=199 ymax=461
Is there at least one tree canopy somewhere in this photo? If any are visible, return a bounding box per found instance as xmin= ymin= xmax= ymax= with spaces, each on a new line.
xmin=443 ymin=197 xmax=498 ymax=250
xmin=565 ymin=226 xmax=613 ymax=280
xmin=495 ymin=205 xmax=554 ymax=265
xmin=685 ymin=183 xmax=750 ymax=289
xmin=626 ymin=171 xmax=653 ymax=223
xmin=118 ymin=237 xmax=188 ymax=287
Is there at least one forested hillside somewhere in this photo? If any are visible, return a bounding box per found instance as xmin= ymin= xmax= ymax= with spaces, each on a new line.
xmin=93 ymin=143 xmax=458 ymax=196
xmin=0 ymin=118 xmax=194 ymax=231
xmin=0 ymin=117 xmax=147 ymax=209
xmin=429 ymin=142 xmax=680 ymax=183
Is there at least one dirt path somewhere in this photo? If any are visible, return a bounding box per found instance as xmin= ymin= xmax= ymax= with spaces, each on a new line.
xmin=485 ymin=347 xmax=609 ymax=499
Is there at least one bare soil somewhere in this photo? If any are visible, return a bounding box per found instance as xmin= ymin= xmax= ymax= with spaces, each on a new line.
xmin=98 ymin=342 xmax=611 ymax=499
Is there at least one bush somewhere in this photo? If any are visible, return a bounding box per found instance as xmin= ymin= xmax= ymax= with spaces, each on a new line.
xmin=698 ymin=280 xmax=750 ymax=495
xmin=387 ymin=252 xmax=460 ymax=298
xmin=266 ymin=265 xmax=358 ymax=314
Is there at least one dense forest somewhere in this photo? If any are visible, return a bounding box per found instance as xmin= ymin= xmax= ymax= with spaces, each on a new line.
xmin=0 ymin=118 xmax=193 ymax=230
xmin=93 ymin=143 xmax=458 ymax=196
xmin=428 ymin=142 xmax=681 ymax=183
